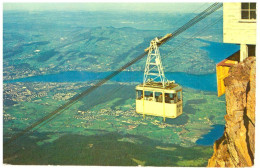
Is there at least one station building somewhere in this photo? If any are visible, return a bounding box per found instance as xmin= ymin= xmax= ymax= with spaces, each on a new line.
xmin=217 ymin=2 xmax=257 ymax=96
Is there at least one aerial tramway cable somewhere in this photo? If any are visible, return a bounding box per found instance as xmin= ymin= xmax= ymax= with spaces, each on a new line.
xmin=162 ymin=16 xmax=223 ymax=61
xmin=50 ymin=14 xmax=224 ymax=134
xmin=4 ymin=2 xmax=223 ymax=146
xmin=142 ymin=14 xmax=223 ymax=78
xmin=47 ymin=9 xmax=224 ymax=139
xmin=37 ymin=83 xmax=128 ymax=133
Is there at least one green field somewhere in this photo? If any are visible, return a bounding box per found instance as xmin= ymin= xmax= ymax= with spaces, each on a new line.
xmin=3 ymin=82 xmax=225 ymax=166
xmin=4 ymin=132 xmax=213 ymax=166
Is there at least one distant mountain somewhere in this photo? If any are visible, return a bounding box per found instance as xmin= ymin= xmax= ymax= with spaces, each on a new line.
xmin=3 ymin=11 xmax=225 ymax=80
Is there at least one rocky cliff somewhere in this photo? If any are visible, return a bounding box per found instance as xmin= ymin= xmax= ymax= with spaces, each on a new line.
xmin=208 ymin=57 xmax=256 ymax=167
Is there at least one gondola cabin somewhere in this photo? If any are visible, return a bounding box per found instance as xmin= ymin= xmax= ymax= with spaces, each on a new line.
xmin=136 ymin=82 xmax=183 ymax=120
xmin=135 ymin=33 xmax=183 ymax=121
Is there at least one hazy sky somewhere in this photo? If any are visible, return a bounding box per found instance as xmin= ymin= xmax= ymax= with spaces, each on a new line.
xmin=3 ymin=3 xmax=213 ymax=13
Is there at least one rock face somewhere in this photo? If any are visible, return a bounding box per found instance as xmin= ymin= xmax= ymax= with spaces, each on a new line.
xmin=208 ymin=57 xmax=255 ymax=167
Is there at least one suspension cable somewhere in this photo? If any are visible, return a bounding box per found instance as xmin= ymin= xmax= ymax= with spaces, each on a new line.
xmin=4 ymin=3 xmax=223 ymax=146
xmin=39 ymin=11 xmax=224 ymax=139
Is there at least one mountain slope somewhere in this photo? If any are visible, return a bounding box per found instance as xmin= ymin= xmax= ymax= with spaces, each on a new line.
xmin=208 ymin=57 xmax=255 ymax=167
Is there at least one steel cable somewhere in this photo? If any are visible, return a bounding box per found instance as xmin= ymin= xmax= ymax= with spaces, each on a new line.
xmin=4 ymin=2 xmax=223 ymax=146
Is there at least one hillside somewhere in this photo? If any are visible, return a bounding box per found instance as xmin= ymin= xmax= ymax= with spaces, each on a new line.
xmin=3 ymin=11 xmax=225 ymax=80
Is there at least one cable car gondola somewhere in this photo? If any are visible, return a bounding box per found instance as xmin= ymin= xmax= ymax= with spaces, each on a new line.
xmin=135 ymin=34 xmax=183 ymax=121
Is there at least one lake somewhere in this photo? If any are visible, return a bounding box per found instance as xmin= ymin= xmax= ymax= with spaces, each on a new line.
xmin=196 ymin=125 xmax=225 ymax=146
xmin=4 ymin=39 xmax=239 ymax=93
xmin=5 ymin=71 xmax=218 ymax=92
xmin=198 ymin=39 xmax=240 ymax=63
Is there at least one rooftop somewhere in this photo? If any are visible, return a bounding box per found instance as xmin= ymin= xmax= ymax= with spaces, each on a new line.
xmin=136 ymin=81 xmax=182 ymax=91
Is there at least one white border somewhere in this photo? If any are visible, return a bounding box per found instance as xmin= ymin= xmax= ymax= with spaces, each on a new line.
xmin=1 ymin=1 xmax=259 ymax=168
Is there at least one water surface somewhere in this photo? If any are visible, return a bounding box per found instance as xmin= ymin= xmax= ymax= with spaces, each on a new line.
xmin=196 ymin=125 xmax=225 ymax=146
xmin=5 ymin=71 xmax=218 ymax=91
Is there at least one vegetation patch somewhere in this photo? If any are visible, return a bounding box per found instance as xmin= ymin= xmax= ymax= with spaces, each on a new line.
xmin=36 ymin=49 xmax=59 ymax=62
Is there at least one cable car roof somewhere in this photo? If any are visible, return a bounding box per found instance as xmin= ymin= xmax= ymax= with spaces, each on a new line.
xmin=136 ymin=81 xmax=182 ymax=93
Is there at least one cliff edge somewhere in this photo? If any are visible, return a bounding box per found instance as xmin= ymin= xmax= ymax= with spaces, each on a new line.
xmin=208 ymin=57 xmax=256 ymax=167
